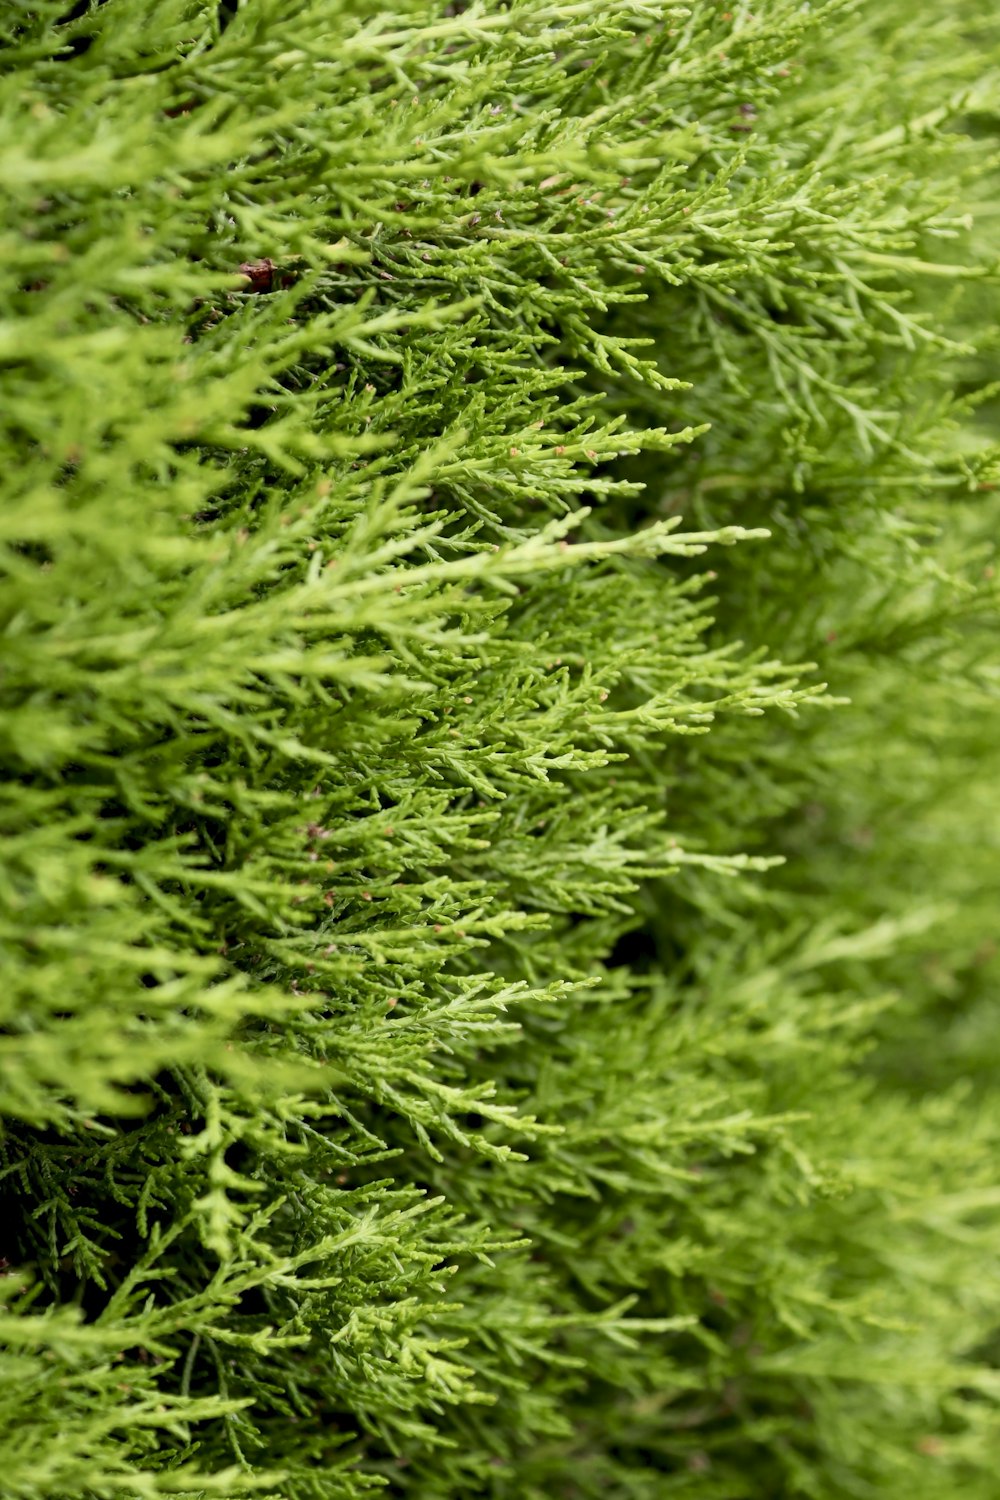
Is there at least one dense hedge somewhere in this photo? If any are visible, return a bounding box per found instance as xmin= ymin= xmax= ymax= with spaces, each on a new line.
xmin=1 ymin=2 xmax=999 ymax=1497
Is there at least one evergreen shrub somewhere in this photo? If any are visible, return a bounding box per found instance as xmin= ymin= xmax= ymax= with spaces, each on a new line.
xmin=2 ymin=1 xmax=999 ymax=1496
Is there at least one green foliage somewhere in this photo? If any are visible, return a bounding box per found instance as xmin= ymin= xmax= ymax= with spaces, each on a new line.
xmin=1 ymin=1 xmax=999 ymax=1496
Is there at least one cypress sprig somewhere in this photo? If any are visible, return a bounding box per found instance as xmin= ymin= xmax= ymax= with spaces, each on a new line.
xmin=2 ymin=2 xmax=999 ymax=1497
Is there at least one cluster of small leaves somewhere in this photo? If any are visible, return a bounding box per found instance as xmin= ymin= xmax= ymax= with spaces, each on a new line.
xmin=1 ymin=1 xmax=999 ymax=1498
